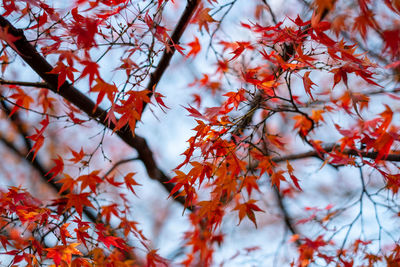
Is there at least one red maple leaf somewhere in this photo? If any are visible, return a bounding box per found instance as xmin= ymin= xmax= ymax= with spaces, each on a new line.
xmin=46 ymin=155 xmax=64 ymax=181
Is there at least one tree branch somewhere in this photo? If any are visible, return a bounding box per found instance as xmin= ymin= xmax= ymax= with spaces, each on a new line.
xmin=272 ymin=144 xmax=400 ymax=163
xmin=143 ymin=0 xmax=200 ymax=111
xmin=0 ymin=78 xmax=50 ymax=89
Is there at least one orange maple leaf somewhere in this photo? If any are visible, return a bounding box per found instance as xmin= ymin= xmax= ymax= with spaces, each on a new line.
xmin=46 ymin=155 xmax=64 ymax=181
xmin=9 ymin=88 xmax=34 ymax=116
xmin=192 ymin=6 xmax=216 ymax=33
xmin=124 ymin=172 xmax=141 ymax=195
xmin=65 ymin=192 xmax=95 ymax=217
xmin=286 ymin=161 xmax=302 ymax=191
xmin=234 ymin=199 xmax=264 ymax=227
xmin=270 ymin=170 xmax=286 ymax=191
xmin=292 ymin=114 xmax=313 ymax=137
xmin=26 ymin=117 xmax=49 ymax=161
xmin=68 ymin=147 xmax=85 ymax=164
xmin=303 ymin=71 xmax=316 ymax=100
xmin=311 ymin=109 xmax=325 ymax=123
xmin=101 ymin=204 xmax=119 ymax=223
xmin=90 ymin=78 xmax=118 ymax=111
xmin=186 ymin=36 xmax=201 ymax=58
xmin=60 ymin=223 xmax=72 ymax=245
xmin=77 ymin=170 xmax=103 ymax=193
xmin=56 ymin=174 xmax=77 ymax=194
xmin=45 ymin=243 xmax=82 ymax=265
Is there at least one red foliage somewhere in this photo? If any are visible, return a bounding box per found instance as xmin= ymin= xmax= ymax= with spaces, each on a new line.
xmin=0 ymin=0 xmax=399 ymax=266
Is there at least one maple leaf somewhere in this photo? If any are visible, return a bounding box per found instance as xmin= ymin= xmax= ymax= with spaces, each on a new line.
xmin=303 ymin=71 xmax=316 ymax=100
xmin=311 ymin=0 xmax=336 ymax=26
xmin=223 ymin=88 xmax=246 ymax=109
xmin=45 ymin=155 xmax=64 ymax=181
xmin=292 ymin=114 xmax=313 ymax=137
xmin=331 ymin=14 xmax=347 ymax=36
xmin=184 ymin=105 xmax=205 ymax=119
xmin=229 ymin=42 xmax=252 ymax=61
xmin=45 ymin=243 xmax=82 ymax=265
xmin=186 ymin=36 xmax=201 ymax=58
xmin=233 ymin=199 xmax=264 ymax=227
xmin=77 ymin=170 xmax=103 ymax=193
xmin=144 ymin=12 xmax=172 ymax=46
xmin=60 ymin=223 xmax=72 ymax=245
xmin=68 ymin=147 xmax=85 ymax=164
xmin=0 ymin=235 xmax=10 ymax=250
xmin=105 ymin=175 xmax=124 ymax=187
xmin=90 ymin=78 xmax=118 ymax=111
xmin=74 ymin=225 xmax=90 ymax=248
xmin=38 ymin=89 xmax=56 ymax=113
xmin=47 ymin=61 xmax=78 ymax=90
xmin=167 ymin=170 xmax=187 ymax=197
xmin=124 ymin=172 xmax=141 ymax=195
xmin=147 ymin=249 xmax=169 ymax=267
xmin=27 ymin=11 xmax=48 ymax=30
xmin=286 ymin=161 xmax=302 ymax=191
xmin=65 ymin=192 xmax=95 ymax=217
xmin=113 ymin=89 xmax=150 ymax=134
xmin=96 ymin=232 xmax=125 ymax=249
xmin=26 ymin=117 xmax=49 ymax=161
xmin=154 ymin=92 xmax=169 ymax=110
xmin=80 ymin=60 xmax=100 ymax=86
xmin=382 ymin=29 xmax=400 ymax=58
xmin=270 ymin=170 xmax=286 ymax=191
xmin=192 ymin=6 xmax=217 ymax=33
xmin=353 ymin=11 xmax=375 ymax=40
xmin=117 ymin=57 xmax=138 ymax=77
xmin=240 ymin=175 xmax=260 ymax=196
xmin=56 ymin=174 xmax=77 ymax=194
xmin=379 ymin=104 xmax=393 ymax=131
xmin=384 ymin=0 xmax=400 ymax=13
xmin=101 ymin=204 xmax=119 ymax=223
xmin=70 ymin=8 xmax=99 ymax=49
xmin=374 ymin=130 xmax=396 ymax=161
xmin=8 ymin=88 xmax=34 ymax=116
xmin=311 ymin=109 xmax=325 ymax=123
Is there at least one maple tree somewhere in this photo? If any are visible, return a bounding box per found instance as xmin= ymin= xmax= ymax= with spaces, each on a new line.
xmin=0 ymin=0 xmax=400 ymax=266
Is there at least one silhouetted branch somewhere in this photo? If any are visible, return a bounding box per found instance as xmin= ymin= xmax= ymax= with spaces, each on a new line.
xmin=103 ymin=157 xmax=139 ymax=177
xmin=272 ymin=144 xmax=400 ymax=163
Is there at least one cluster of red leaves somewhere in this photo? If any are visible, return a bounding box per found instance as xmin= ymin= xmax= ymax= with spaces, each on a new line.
xmin=0 ymin=168 xmax=148 ymax=265
xmin=169 ymin=1 xmax=400 ymax=265
xmin=0 ymin=0 xmax=399 ymax=266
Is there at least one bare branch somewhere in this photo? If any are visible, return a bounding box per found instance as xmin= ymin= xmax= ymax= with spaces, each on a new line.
xmin=272 ymin=144 xmax=400 ymax=163
xmin=103 ymin=157 xmax=139 ymax=178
